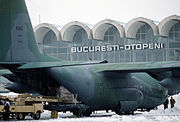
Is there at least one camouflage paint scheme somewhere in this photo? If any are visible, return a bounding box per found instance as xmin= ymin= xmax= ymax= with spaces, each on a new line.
xmin=0 ymin=0 xmax=180 ymax=113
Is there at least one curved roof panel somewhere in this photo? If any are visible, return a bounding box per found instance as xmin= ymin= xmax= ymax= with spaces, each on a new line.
xmin=125 ymin=17 xmax=159 ymax=38
xmin=92 ymin=19 xmax=125 ymax=40
xmin=34 ymin=23 xmax=61 ymax=43
xmin=60 ymin=21 xmax=92 ymax=41
xmin=158 ymin=15 xmax=180 ymax=37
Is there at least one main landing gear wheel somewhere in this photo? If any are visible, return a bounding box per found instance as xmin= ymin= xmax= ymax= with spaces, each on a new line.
xmin=83 ymin=110 xmax=92 ymax=117
xmin=115 ymin=102 xmax=122 ymax=115
xmin=73 ymin=111 xmax=82 ymax=117
xmin=115 ymin=111 xmax=134 ymax=115
xmin=124 ymin=111 xmax=134 ymax=115
xmin=73 ymin=110 xmax=92 ymax=117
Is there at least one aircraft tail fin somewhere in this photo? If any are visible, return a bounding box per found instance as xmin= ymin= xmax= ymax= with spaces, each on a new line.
xmin=0 ymin=0 xmax=56 ymax=63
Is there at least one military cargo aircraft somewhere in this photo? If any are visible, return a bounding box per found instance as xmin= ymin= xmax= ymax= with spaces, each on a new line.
xmin=0 ymin=0 xmax=180 ymax=116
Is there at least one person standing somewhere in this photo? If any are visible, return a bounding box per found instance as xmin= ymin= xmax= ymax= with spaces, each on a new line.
xmin=3 ymin=99 xmax=10 ymax=120
xmin=170 ymin=97 xmax=175 ymax=108
xmin=163 ymin=99 xmax=169 ymax=109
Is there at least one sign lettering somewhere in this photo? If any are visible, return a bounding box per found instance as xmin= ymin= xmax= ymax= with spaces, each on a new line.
xmin=71 ymin=43 xmax=164 ymax=53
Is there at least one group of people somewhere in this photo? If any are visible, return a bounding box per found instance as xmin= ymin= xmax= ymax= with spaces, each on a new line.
xmin=163 ymin=96 xmax=176 ymax=109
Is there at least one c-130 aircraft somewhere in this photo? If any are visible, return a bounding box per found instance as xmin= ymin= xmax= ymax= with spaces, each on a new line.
xmin=0 ymin=0 xmax=180 ymax=116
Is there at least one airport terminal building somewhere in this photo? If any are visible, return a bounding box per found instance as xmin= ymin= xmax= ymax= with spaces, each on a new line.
xmin=34 ymin=15 xmax=180 ymax=63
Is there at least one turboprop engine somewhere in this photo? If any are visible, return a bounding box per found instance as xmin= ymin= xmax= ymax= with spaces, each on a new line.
xmin=160 ymin=77 xmax=180 ymax=95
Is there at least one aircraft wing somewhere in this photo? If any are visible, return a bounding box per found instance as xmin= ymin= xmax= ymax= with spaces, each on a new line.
xmin=90 ymin=61 xmax=180 ymax=73
xmin=16 ymin=61 xmax=180 ymax=72
xmin=89 ymin=61 xmax=180 ymax=81
xmin=2 ymin=60 xmax=180 ymax=81
xmin=17 ymin=60 xmax=108 ymax=70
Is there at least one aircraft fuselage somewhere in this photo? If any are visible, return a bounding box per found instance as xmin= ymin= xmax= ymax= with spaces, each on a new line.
xmin=48 ymin=65 xmax=168 ymax=112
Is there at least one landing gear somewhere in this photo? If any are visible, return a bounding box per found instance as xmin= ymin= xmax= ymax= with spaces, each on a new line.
xmin=73 ymin=110 xmax=92 ymax=117
xmin=114 ymin=102 xmax=134 ymax=115
xmin=72 ymin=104 xmax=91 ymax=117
xmin=115 ymin=110 xmax=123 ymax=115
xmin=83 ymin=110 xmax=92 ymax=117
xmin=73 ymin=111 xmax=82 ymax=117
xmin=115 ymin=110 xmax=134 ymax=115
xmin=124 ymin=111 xmax=134 ymax=115
xmin=115 ymin=102 xmax=122 ymax=115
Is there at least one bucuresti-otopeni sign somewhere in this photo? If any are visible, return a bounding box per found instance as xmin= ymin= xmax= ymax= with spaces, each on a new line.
xmin=71 ymin=43 xmax=164 ymax=53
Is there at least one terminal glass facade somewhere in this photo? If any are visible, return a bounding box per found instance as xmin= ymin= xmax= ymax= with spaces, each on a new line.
xmin=168 ymin=23 xmax=180 ymax=61
xmin=36 ymin=20 xmax=180 ymax=63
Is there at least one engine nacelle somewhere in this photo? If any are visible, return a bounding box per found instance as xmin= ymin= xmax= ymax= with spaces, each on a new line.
xmin=117 ymin=88 xmax=144 ymax=113
xmin=160 ymin=77 xmax=180 ymax=95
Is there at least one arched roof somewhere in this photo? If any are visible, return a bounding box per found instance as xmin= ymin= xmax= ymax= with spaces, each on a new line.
xmin=60 ymin=21 xmax=92 ymax=41
xmin=92 ymin=19 xmax=125 ymax=40
xmin=158 ymin=15 xmax=180 ymax=37
xmin=34 ymin=23 xmax=61 ymax=43
xmin=125 ymin=17 xmax=159 ymax=38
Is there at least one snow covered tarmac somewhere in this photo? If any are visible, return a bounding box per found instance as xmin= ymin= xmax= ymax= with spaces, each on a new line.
xmin=46 ymin=108 xmax=180 ymax=122
xmin=8 ymin=107 xmax=180 ymax=122
xmin=2 ymin=93 xmax=180 ymax=122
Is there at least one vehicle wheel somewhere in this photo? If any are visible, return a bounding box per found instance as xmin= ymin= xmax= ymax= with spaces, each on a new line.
xmin=16 ymin=113 xmax=25 ymax=120
xmin=33 ymin=111 xmax=41 ymax=120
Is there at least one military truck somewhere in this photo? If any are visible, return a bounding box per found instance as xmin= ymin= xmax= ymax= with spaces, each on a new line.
xmin=0 ymin=103 xmax=43 ymax=120
xmin=0 ymin=94 xmax=61 ymax=120
xmin=0 ymin=92 xmax=89 ymax=119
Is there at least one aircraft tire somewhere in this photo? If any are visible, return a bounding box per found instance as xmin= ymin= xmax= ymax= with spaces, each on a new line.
xmin=115 ymin=110 xmax=123 ymax=115
xmin=124 ymin=111 xmax=134 ymax=115
xmin=73 ymin=111 xmax=82 ymax=117
xmin=83 ymin=110 xmax=92 ymax=117
xmin=73 ymin=110 xmax=91 ymax=117
xmin=115 ymin=102 xmax=122 ymax=115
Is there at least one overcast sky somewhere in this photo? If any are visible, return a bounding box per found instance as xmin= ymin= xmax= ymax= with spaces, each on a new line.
xmin=25 ymin=0 xmax=180 ymax=27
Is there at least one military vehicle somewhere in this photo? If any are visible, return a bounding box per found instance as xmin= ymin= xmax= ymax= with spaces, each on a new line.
xmin=0 ymin=0 xmax=180 ymax=116
xmin=0 ymin=94 xmax=44 ymax=120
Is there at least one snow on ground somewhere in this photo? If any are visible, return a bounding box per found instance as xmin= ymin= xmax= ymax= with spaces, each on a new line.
xmin=0 ymin=92 xmax=19 ymax=98
xmin=1 ymin=92 xmax=180 ymax=122
xmin=12 ymin=108 xmax=180 ymax=122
